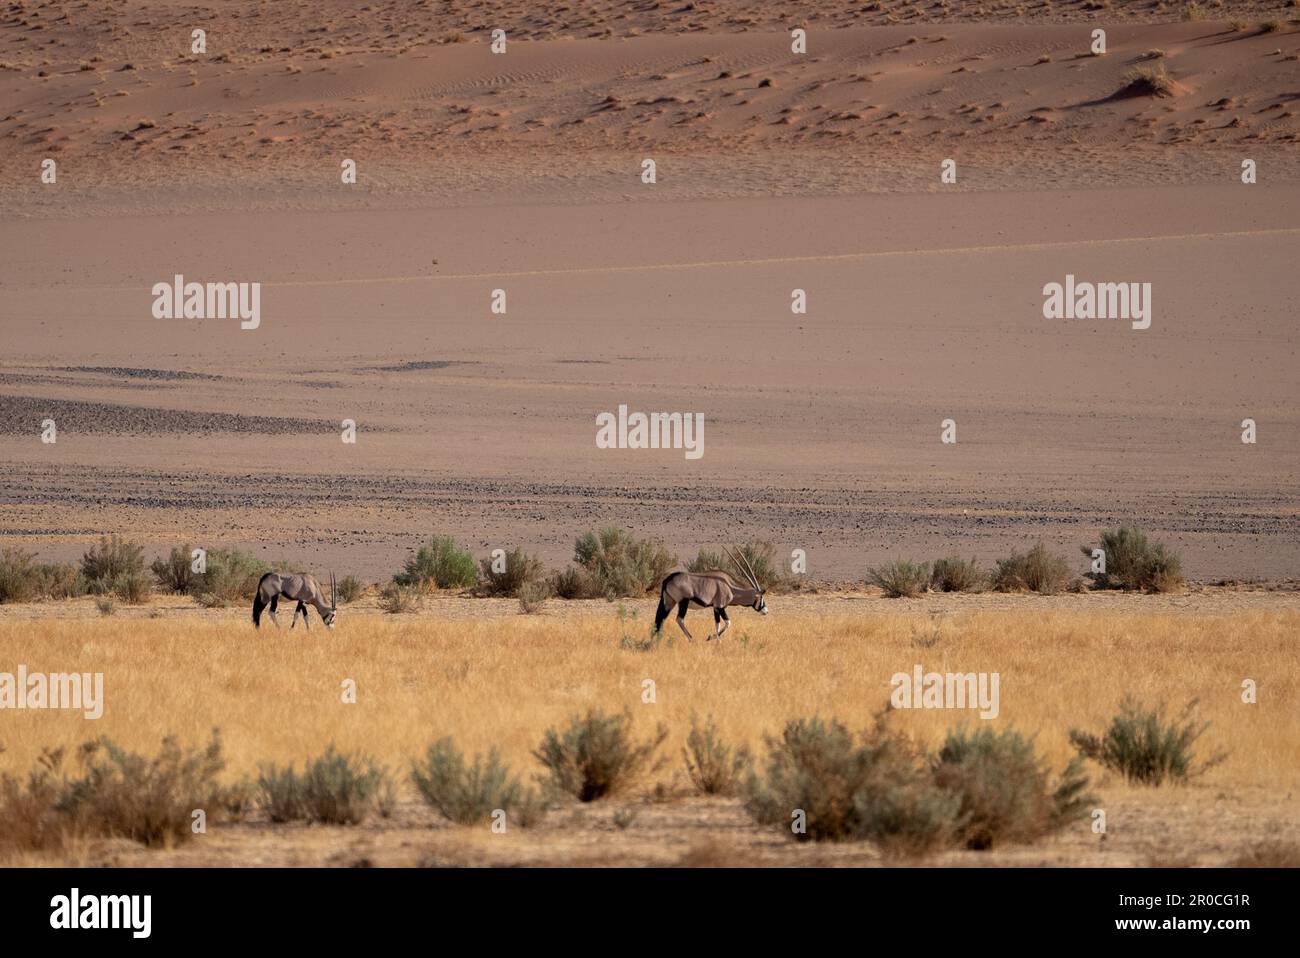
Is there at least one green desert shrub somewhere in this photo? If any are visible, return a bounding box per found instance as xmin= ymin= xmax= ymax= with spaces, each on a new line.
xmin=930 ymin=556 xmax=985 ymax=593
xmin=0 ymin=550 xmax=89 ymax=603
xmin=150 ymin=544 xmax=198 ymax=594
xmin=477 ymin=547 xmax=546 ymax=597
xmin=573 ymin=527 xmax=675 ymax=598
xmin=257 ymin=746 xmax=390 ymax=825
xmin=411 ymin=738 xmax=545 ymax=826
xmin=394 ymin=536 xmax=478 ymax=591
xmin=549 ymin=565 xmax=602 ymax=599
xmin=107 ymin=569 xmax=152 ymax=605
xmin=867 ymin=560 xmax=931 ymax=598
xmin=81 ymin=534 xmax=145 ymax=584
xmin=0 ymin=548 xmax=39 ymax=603
xmin=932 ymin=726 xmax=1092 ymax=850
xmin=191 ymin=548 xmax=268 ymax=603
xmin=57 ymin=730 xmax=229 ymax=848
xmin=683 ymin=715 xmax=751 ymax=796
xmin=992 ymin=543 xmax=1071 ymax=594
xmin=335 ymin=575 xmax=364 ymax=604
xmin=31 ymin=562 xmax=87 ymax=600
xmin=1069 ymin=697 xmax=1225 ymax=786
xmin=1082 ymin=526 xmax=1184 ymax=593
xmin=688 ymin=541 xmax=783 ymax=591
xmin=534 ymin=709 xmax=668 ymax=802
xmin=744 ymin=715 xmax=958 ymax=855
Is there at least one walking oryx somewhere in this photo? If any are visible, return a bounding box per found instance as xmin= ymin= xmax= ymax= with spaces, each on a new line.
xmin=654 ymin=547 xmax=768 ymax=642
xmin=252 ymin=571 xmax=336 ymax=630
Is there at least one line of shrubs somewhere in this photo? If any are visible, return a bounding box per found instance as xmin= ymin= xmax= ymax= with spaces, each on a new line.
xmin=382 ymin=530 xmax=795 ymax=613
xmin=0 ymin=524 xmax=1186 ymax=612
xmin=0 ymin=536 xmax=366 ymax=611
xmin=0 ymin=698 xmax=1221 ymax=860
xmin=868 ymin=526 xmax=1185 ymax=597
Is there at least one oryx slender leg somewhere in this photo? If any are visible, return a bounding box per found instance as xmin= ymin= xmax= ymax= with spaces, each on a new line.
xmin=268 ymin=594 xmax=281 ymax=628
xmin=714 ymin=607 xmax=730 ymax=640
xmin=675 ymin=599 xmax=695 ymax=642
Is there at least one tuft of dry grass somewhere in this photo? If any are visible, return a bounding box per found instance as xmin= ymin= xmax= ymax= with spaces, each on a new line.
xmin=1116 ymin=65 xmax=1176 ymax=99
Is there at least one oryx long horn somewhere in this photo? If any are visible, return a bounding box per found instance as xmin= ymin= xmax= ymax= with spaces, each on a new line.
xmin=330 ymin=571 xmax=336 ymax=611
xmin=723 ymin=546 xmax=759 ymax=591
xmin=733 ymin=546 xmax=762 ymax=591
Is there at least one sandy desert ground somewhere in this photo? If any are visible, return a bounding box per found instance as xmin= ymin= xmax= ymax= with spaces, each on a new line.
xmin=1 ymin=3 xmax=1298 ymax=581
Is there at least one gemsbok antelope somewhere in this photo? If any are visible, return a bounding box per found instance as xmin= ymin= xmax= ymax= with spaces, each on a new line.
xmin=654 ymin=546 xmax=768 ymax=641
xmin=252 ymin=571 xmax=336 ymax=630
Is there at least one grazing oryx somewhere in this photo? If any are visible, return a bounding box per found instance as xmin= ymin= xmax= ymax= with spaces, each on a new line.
xmin=252 ymin=571 xmax=336 ymax=630
xmin=654 ymin=547 xmax=768 ymax=642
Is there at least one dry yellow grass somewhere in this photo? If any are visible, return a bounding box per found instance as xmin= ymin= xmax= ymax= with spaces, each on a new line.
xmin=1 ymin=601 xmax=1296 ymax=866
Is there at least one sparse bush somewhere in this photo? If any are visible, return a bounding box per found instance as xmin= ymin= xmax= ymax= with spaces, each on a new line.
xmin=868 ymin=560 xmax=930 ymax=598
xmin=81 ymin=535 xmax=145 ymax=584
xmin=411 ymin=738 xmax=545 ymax=826
xmin=1260 ymin=20 xmax=1282 ymax=33
xmin=688 ymin=541 xmax=784 ymax=591
xmin=534 ymin=709 xmax=668 ymax=802
xmin=518 ymin=579 xmax=551 ymax=613
xmin=992 ymin=544 xmax=1071 ymax=594
xmin=1083 ymin=526 xmax=1184 ymax=593
xmin=683 ymin=715 xmax=751 ymax=796
xmin=0 ymin=548 xmax=38 ymax=603
xmin=744 ymin=715 xmax=958 ymax=855
xmin=549 ymin=565 xmax=601 ymax=599
xmin=0 ymin=748 xmax=73 ymax=854
xmin=1069 ymin=697 xmax=1225 ymax=785
xmin=0 ymin=550 xmax=87 ymax=603
xmin=394 ymin=536 xmax=477 ymax=591
xmin=109 ymin=569 xmax=152 ymax=604
xmin=258 ymin=746 xmax=389 ymax=824
xmin=930 ymin=556 xmax=985 ymax=593
xmin=478 ymin=547 xmax=545 ymax=597
xmin=574 ymin=527 xmax=675 ymax=598
xmin=31 ymin=562 xmax=86 ymax=600
xmin=150 ymin=544 xmax=197 ymax=594
xmin=335 ymin=575 xmax=364 ymax=604
xmin=932 ymin=726 xmax=1092 ymax=850
xmin=378 ymin=582 xmax=421 ymax=613
xmin=95 ymin=596 xmax=115 ymax=616
xmin=1182 ymin=2 xmax=1206 ymax=21
xmin=192 ymin=548 xmax=268 ymax=603
xmin=57 ymin=730 xmax=228 ymax=848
